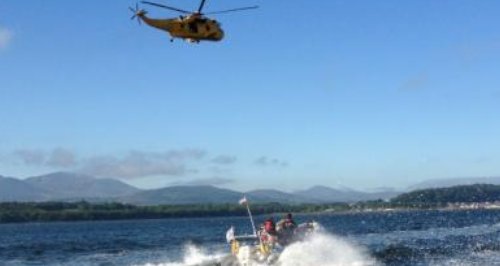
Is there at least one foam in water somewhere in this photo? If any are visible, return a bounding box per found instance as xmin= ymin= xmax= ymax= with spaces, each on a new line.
xmin=277 ymin=231 xmax=377 ymax=266
xmin=140 ymin=229 xmax=377 ymax=266
xmin=139 ymin=244 xmax=224 ymax=266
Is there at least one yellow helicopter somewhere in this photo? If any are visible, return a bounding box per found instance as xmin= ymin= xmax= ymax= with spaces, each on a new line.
xmin=130 ymin=0 xmax=258 ymax=43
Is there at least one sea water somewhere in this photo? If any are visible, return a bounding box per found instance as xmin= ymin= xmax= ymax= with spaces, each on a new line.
xmin=1 ymin=209 xmax=500 ymax=265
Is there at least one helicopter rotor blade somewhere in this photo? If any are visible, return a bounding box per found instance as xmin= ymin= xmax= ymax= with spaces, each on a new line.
xmin=141 ymin=1 xmax=192 ymax=14
xmin=198 ymin=0 xmax=207 ymax=13
xmin=204 ymin=6 xmax=259 ymax=15
xmin=129 ymin=3 xmax=142 ymax=25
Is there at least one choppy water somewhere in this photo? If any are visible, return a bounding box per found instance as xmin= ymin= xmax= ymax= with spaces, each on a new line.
xmin=1 ymin=209 xmax=500 ymax=265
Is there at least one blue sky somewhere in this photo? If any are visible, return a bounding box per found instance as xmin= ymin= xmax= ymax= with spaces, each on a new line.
xmin=1 ymin=0 xmax=499 ymax=191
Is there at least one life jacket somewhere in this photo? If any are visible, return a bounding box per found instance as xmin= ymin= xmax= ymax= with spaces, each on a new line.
xmin=284 ymin=219 xmax=296 ymax=229
xmin=260 ymin=229 xmax=277 ymax=245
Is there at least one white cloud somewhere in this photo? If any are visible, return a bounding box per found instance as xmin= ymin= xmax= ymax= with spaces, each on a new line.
xmin=0 ymin=27 xmax=12 ymax=50
xmin=80 ymin=154 xmax=189 ymax=179
xmin=254 ymin=156 xmax=289 ymax=167
xmin=12 ymin=148 xmax=77 ymax=168
xmin=79 ymin=149 xmax=206 ymax=179
xmin=9 ymin=148 xmax=206 ymax=179
xmin=211 ymin=155 xmax=237 ymax=165
xmin=13 ymin=149 xmax=46 ymax=165
xmin=46 ymin=148 xmax=77 ymax=168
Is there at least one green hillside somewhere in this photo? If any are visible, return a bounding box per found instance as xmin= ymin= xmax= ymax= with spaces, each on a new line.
xmin=391 ymin=184 xmax=500 ymax=207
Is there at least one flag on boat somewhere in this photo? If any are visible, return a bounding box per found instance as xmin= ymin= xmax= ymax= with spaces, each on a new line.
xmin=239 ymin=196 xmax=248 ymax=205
xmin=226 ymin=226 xmax=235 ymax=243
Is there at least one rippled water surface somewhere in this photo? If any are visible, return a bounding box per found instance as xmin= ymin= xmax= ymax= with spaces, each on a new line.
xmin=2 ymin=209 xmax=500 ymax=265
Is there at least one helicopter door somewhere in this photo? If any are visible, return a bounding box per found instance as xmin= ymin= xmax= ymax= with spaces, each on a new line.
xmin=188 ymin=21 xmax=198 ymax=34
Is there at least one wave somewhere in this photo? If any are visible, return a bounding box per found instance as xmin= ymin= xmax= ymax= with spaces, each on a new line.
xmin=138 ymin=229 xmax=377 ymax=266
xmin=138 ymin=244 xmax=225 ymax=266
xmin=372 ymin=242 xmax=500 ymax=265
xmin=277 ymin=232 xmax=377 ymax=266
xmin=137 ymin=224 xmax=500 ymax=266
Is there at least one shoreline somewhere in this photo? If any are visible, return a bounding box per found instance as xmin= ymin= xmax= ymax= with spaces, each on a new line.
xmin=2 ymin=201 xmax=500 ymax=224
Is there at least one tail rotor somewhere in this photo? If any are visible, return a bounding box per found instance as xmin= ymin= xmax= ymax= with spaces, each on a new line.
xmin=129 ymin=3 xmax=146 ymax=25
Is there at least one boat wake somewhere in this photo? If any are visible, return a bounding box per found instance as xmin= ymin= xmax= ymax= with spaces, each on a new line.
xmin=139 ymin=230 xmax=377 ymax=266
xmin=277 ymin=232 xmax=377 ymax=266
xmin=139 ymin=244 xmax=225 ymax=266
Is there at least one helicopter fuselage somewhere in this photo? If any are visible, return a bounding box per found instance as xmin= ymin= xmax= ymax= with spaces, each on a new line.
xmin=138 ymin=14 xmax=224 ymax=42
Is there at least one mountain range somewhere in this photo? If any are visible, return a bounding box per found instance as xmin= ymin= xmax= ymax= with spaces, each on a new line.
xmin=0 ymin=172 xmax=399 ymax=204
xmin=2 ymin=172 xmax=498 ymax=205
xmin=294 ymin=185 xmax=397 ymax=202
xmin=0 ymin=172 xmax=138 ymax=202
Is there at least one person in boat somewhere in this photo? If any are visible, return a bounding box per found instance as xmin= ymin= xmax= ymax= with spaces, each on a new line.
xmin=259 ymin=217 xmax=278 ymax=247
xmin=276 ymin=213 xmax=297 ymax=246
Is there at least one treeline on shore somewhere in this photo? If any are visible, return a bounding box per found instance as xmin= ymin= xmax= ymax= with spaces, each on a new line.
xmin=0 ymin=201 xmax=352 ymax=223
xmin=2 ymin=184 xmax=500 ymax=223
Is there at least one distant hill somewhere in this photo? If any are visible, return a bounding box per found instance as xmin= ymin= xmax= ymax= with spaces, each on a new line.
xmin=0 ymin=172 xmax=402 ymax=204
xmin=247 ymin=189 xmax=318 ymax=204
xmin=6 ymin=172 xmax=500 ymax=211
xmin=122 ymin=186 xmax=398 ymax=206
xmin=408 ymin=177 xmax=500 ymax=190
xmin=121 ymin=185 xmax=247 ymax=205
xmin=392 ymin=184 xmax=500 ymax=205
xmin=23 ymin=172 xmax=139 ymax=201
xmin=294 ymin=185 xmax=398 ymax=203
xmin=0 ymin=176 xmax=46 ymax=201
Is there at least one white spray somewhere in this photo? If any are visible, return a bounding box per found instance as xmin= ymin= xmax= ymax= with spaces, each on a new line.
xmin=140 ymin=244 xmax=225 ymax=266
xmin=277 ymin=230 xmax=378 ymax=266
xmin=140 ymin=225 xmax=377 ymax=266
